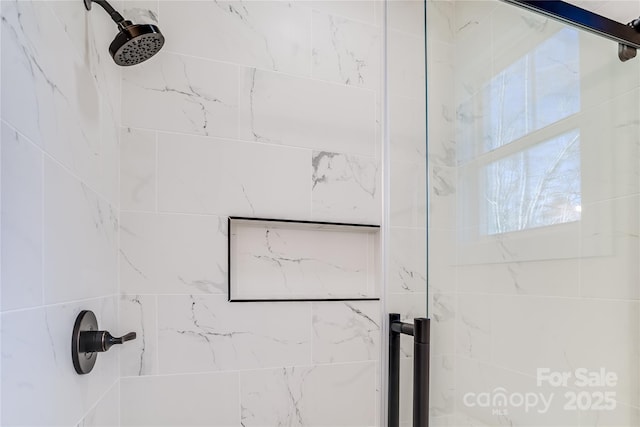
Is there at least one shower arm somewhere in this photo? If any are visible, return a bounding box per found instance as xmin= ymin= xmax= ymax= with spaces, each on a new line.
xmin=83 ymin=0 xmax=127 ymax=28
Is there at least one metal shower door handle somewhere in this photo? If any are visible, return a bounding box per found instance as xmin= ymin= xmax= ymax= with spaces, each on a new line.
xmin=388 ymin=314 xmax=431 ymax=427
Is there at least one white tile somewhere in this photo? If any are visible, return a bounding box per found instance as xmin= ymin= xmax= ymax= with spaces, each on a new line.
xmin=312 ymin=301 xmax=380 ymax=363
xmin=425 ymin=0 xmax=452 ymax=43
xmin=120 ymin=294 xmax=158 ymax=377
xmin=122 ymin=1 xmax=158 ymax=26
xmin=312 ymin=10 xmax=381 ymax=90
xmin=120 ymin=127 xmax=156 ymax=211
xmin=456 ymin=259 xmax=581 ymax=297
xmin=389 ymin=0 xmax=425 ymax=37
xmin=230 ymin=219 xmax=379 ymax=300
xmin=490 ymin=296 xmax=639 ymax=408
xmin=120 ymin=372 xmax=239 ymax=426
xmin=390 ymin=160 xmax=427 ymax=228
xmin=455 ymin=294 xmax=491 ymax=362
xmin=1 ymin=1 xmax=118 ymax=203
xmin=308 ymin=1 xmax=376 ymax=25
xmin=430 ymin=292 xmax=455 ymax=356
xmin=238 ymin=67 xmax=376 ymax=156
xmin=76 ymin=382 xmax=120 ymax=427
xmin=157 ymin=295 xmax=311 ymax=374
xmin=390 ymin=95 xmax=427 ymax=164
xmin=157 ymin=132 xmax=311 ymax=217
xmin=240 ymin=362 xmax=376 ymax=426
xmin=122 ymin=52 xmax=238 ymax=138
xmin=120 ymin=212 xmax=227 ymax=295
xmin=427 ymin=228 xmax=456 ymax=294
xmin=161 ymin=1 xmax=311 ymax=76
xmin=455 ymin=357 xmax=581 ymax=426
xmin=388 ymin=29 xmax=425 ymax=100
xmin=430 ymin=355 xmax=455 ymax=418
xmin=580 ymin=89 xmax=640 ymax=204
xmin=1 ymin=123 xmax=43 ymax=311
xmin=581 ymin=196 xmax=639 ymax=300
xmin=1 ymin=297 xmax=118 ymax=427
xmin=388 ymin=227 xmax=427 ymax=293
xmin=429 ymin=164 xmax=456 ymax=229
xmin=311 ymin=151 xmax=381 ymax=224
xmin=43 ymin=159 xmax=118 ymax=304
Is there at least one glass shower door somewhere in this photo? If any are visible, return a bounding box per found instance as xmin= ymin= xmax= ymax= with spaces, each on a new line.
xmin=425 ymin=0 xmax=640 ymax=425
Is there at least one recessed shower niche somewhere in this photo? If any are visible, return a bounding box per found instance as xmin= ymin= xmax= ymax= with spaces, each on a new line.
xmin=228 ymin=217 xmax=380 ymax=302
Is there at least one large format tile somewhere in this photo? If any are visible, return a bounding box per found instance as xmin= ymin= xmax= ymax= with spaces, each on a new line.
xmin=120 ymin=372 xmax=239 ymax=426
xmin=120 ymin=127 xmax=156 ymax=212
xmin=1 ymin=0 xmax=118 ymax=204
xmin=120 ymin=294 xmax=158 ymax=377
xmin=157 ymin=295 xmax=311 ymax=374
xmin=161 ymin=1 xmax=311 ymax=76
xmin=311 ymin=151 xmax=381 ymax=224
xmin=312 ymin=10 xmax=381 ymax=89
xmin=122 ymin=52 xmax=238 ymax=138
xmin=238 ymin=68 xmax=376 ymax=156
xmin=1 ymin=297 xmax=118 ymax=426
xmin=120 ymin=212 xmax=227 ymax=295
xmin=312 ymin=301 xmax=380 ymax=363
xmin=157 ymin=132 xmax=311 ymax=217
xmin=43 ymin=159 xmax=118 ymax=304
xmin=1 ymin=122 xmax=43 ymax=311
xmin=240 ymin=362 xmax=376 ymax=426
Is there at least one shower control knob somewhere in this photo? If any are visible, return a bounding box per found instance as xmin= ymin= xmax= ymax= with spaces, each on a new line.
xmin=72 ymin=310 xmax=137 ymax=375
xmin=79 ymin=330 xmax=137 ymax=353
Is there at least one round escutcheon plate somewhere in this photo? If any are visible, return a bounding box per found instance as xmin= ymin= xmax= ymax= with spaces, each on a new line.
xmin=71 ymin=310 xmax=98 ymax=375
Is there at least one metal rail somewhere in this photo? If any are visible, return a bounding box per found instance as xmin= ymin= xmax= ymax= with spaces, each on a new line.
xmin=501 ymin=0 xmax=640 ymax=61
xmin=388 ymin=314 xmax=431 ymax=427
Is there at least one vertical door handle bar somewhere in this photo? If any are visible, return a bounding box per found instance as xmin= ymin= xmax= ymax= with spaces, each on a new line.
xmin=388 ymin=313 xmax=431 ymax=427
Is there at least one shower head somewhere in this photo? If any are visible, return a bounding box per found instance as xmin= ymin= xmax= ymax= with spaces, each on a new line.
xmin=84 ymin=0 xmax=165 ymax=66
xmin=110 ymin=21 xmax=164 ymax=66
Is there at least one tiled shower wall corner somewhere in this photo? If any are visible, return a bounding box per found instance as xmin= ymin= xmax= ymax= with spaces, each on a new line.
xmin=1 ymin=1 xmax=122 ymax=425
xmin=117 ymin=1 xmax=392 ymax=426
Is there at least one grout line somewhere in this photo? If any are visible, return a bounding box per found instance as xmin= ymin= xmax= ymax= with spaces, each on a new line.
xmin=0 ymin=120 xmax=117 ymax=210
xmin=154 ymin=131 xmax=159 ymax=213
xmin=118 ymin=124 xmax=379 ymax=159
xmin=119 ymin=359 xmax=380 ymax=380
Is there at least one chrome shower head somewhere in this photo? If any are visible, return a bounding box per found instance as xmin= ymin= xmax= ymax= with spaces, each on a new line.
xmin=84 ymin=0 xmax=165 ymax=66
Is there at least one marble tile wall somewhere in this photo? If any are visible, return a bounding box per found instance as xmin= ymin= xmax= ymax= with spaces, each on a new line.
xmin=436 ymin=1 xmax=640 ymax=426
xmin=118 ymin=1 xmax=385 ymax=425
xmin=1 ymin=0 xmax=121 ymax=425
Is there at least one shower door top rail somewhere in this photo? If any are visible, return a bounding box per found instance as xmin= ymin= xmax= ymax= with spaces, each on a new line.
xmin=501 ymin=0 xmax=640 ymax=61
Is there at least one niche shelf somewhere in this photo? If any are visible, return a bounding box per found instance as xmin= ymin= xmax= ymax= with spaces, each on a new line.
xmin=228 ymin=217 xmax=381 ymax=302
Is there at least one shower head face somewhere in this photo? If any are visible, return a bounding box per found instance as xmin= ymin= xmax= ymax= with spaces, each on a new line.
xmin=109 ymin=23 xmax=164 ymax=66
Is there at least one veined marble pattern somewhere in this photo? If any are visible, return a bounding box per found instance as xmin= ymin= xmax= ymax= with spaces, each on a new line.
xmin=230 ymin=219 xmax=379 ymax=300
xmin=388 ymin=227 xmax=427 ymax=293
xmin=240 ymin=362 xmax=376 ymax=426
xmin=312 ymin=10 xmax=381 ymax=90
xmin=43 ymin=158 xmax=118 ymax=304
xmin=122 ymin=52 xmax=238 ymax=138
xmin=157 ymin=295 xmax=311 ymax=374
xmin=120 ymin=127 xmax=156 ymax=212
xmin=120 ymin=295 xmax=158 ymax=377
xmin=157 ymin=131 xmax=311 ymax=217
xmin=239 ymin=67 xmax=376 ymax=156
xmin=1 ymin=122 xmax=43 ymax=311
xmin=120 ymin=212 xmax=227 ymax=295
xmin=161 ymin=1 xmax=311 ymax=76
xmin=311 ymin=151 xmax=381 ymax=224
xmin=312 ymin=301 xmax=380 ymax=363
xmin=2 ymin=0 xmax=119 ymax=204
